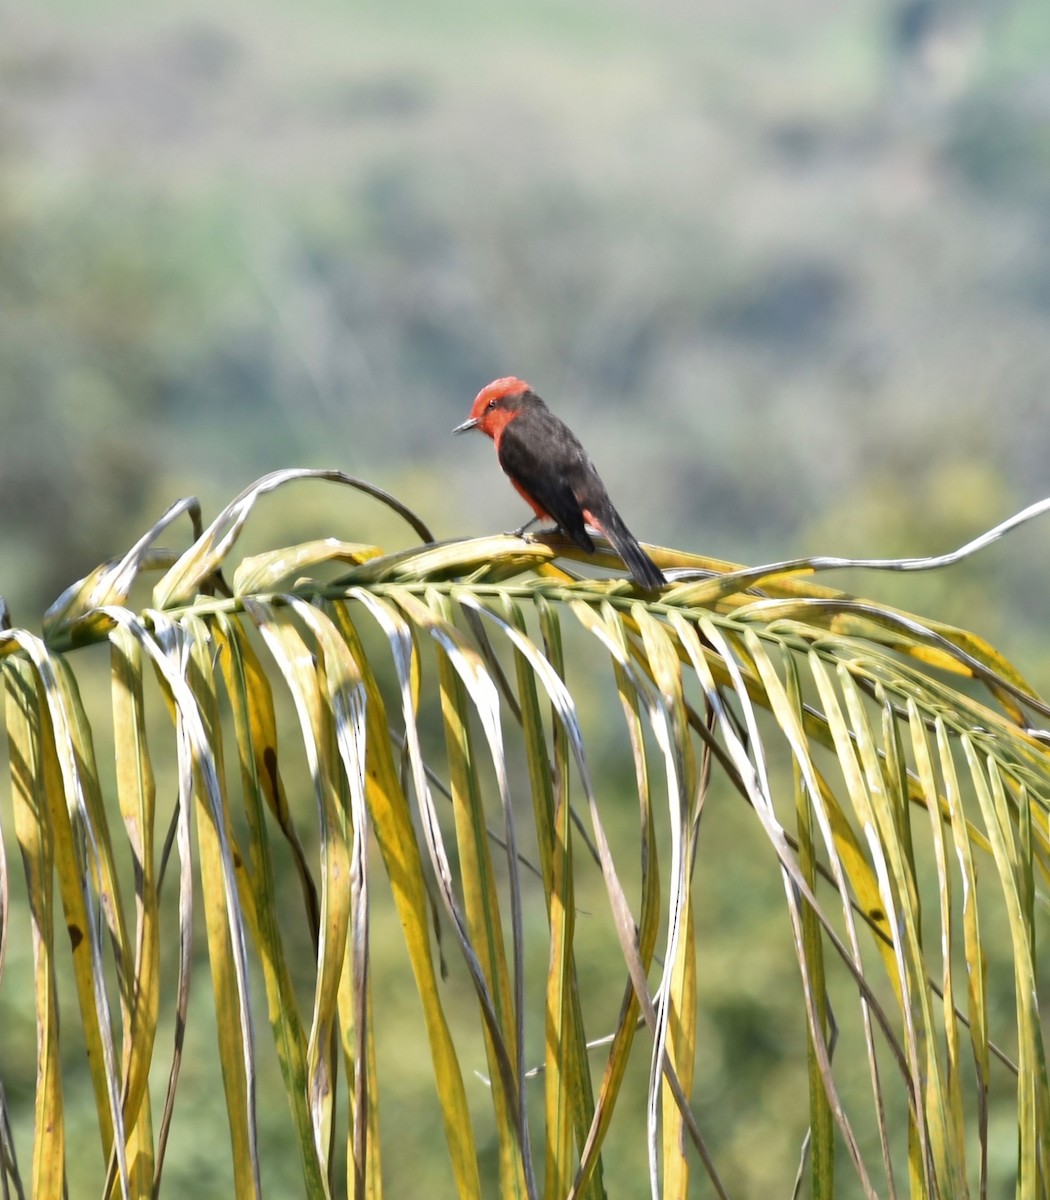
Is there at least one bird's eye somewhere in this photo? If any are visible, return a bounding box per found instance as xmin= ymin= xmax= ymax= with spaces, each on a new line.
xmin=487 ymin=398 xmax=498 ymax=410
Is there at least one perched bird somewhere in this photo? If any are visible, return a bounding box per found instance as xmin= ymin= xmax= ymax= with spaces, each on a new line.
xmin=453 ymin=377 xmax=666 ymax=590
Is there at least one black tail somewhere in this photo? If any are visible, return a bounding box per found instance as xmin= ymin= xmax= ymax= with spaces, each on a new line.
xmin=594 ymin=509 xmax=666 ymax=591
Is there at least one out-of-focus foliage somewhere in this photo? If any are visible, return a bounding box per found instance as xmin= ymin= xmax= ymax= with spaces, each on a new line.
xmin=1 ymin=1 xmax=1049 ymax=652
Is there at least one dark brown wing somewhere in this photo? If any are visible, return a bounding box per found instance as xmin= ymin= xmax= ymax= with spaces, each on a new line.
xmin=496 ymin=404 xmax=596 ymax=552
xmin=497 ymin=395 xmax=665 ymax=588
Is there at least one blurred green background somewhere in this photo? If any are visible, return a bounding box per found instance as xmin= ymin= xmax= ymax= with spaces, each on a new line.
xmin=2 ymin=0 xmax=1049 ymax=1194
xmin=2 ymin=0 xmax=1049 ymax=656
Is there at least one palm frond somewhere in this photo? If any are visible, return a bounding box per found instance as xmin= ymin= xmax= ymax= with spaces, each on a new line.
xmin=1 ymin=471 xmax=1048 ymax=1198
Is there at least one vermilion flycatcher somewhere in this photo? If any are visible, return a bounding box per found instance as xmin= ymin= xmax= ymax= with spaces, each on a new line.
xmin=453 ymin=377 xmax=666 ymax=590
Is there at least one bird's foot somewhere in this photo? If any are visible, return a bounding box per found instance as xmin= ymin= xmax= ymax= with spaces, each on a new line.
xmin=508 ymin=516 xmax=541 ymax=538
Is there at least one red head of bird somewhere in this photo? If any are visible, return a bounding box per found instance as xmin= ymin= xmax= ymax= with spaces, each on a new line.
xmin=452 ymin=377 xmax=533 ymax=443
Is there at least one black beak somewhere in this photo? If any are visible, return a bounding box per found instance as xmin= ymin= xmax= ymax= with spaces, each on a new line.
xmin=452 ymin=417 xmax=479 ymax=435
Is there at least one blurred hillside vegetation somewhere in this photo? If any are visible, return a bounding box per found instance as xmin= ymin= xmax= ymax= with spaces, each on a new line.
xmin=1 ymin=0 xmax=1049 ymax=1193
xmin=0 ymin=1 xmax=1048 ymax=651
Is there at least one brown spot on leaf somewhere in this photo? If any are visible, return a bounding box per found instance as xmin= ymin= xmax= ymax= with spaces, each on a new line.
xmin=264 ymin=745 xmax=279 ymax=790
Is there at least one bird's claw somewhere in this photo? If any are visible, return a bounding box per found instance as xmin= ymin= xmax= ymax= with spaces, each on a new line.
xmin=509 ymin=517 xmax=541 ymax=538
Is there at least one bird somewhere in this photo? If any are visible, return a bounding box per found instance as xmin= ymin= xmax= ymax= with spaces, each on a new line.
xmin=452 ymin=377 xmax=666 ymax=590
